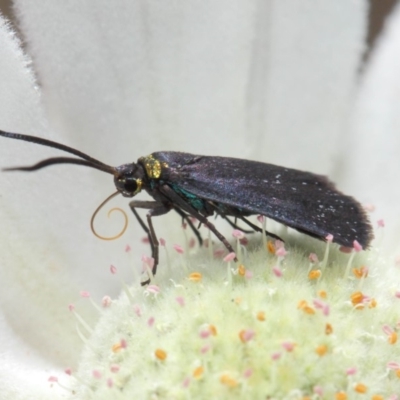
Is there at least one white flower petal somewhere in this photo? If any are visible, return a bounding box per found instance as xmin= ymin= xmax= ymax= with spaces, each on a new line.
xmin=0 ymin=15 xmax=66 ymax=399
xmin=14 ymin=0 xmax=367 ymax=173
xmin=345 ymin=3 xmax=400 ymax=252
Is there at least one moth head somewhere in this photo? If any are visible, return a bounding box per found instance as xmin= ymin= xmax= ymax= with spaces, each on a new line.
xmin=114 ymin=163 xmax=143 ymax=197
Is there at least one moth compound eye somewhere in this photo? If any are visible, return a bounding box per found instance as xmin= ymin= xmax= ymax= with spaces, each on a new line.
xmin=124 ymin=178 xmax=138 ymax=193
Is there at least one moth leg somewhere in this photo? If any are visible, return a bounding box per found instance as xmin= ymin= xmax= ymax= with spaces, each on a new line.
xmin=240 ymin=216 xmax=283 ymax=242
xmin=129 ymin=200 xmax=171 ymax=285
xmin=159 ymin=185 xmax=237 ymax=260
xmin=128 ymin=205 xmax=155 ymax=256
xmin=174 ymin=208 xmax=203 ymax=247
xmin=218 ymin=214 xmax=254 ymax=234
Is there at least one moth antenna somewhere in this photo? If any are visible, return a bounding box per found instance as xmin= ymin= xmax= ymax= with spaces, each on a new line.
xmin=3 ymin=157 xmax=112 ymax=174
xmin=0 ymin=130 xmax=116 ymax=174
xmin=91 ymin=191 xmax=129 ymax=241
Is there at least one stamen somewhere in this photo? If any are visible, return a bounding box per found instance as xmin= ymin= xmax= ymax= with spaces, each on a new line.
xmin=188 ymin=272 xmax=202 ymax=282
xmin=308 ymin=270 xmax=321 ymax=280
xmin=353 ymin=266 xmax=368 ymax=278
xmin=315 ymin=344 xmax=328 ymax=356
xmin=220 ymin=373 xmax=238 ymax=387
xmin=350 ymin=291 xmax=364 ymax=306
xmin=388 ymin=332 xmax=397 ymax=345
xmin=239 ymin=329 xmax=255 ymax=343
xmin=335 ymin=392 xmax=347 ymax=400
xmin=193 ymin=366 xmax=204 ymax=378
xmin=257 ymin=311 xmax=266 ymax=321
xmin=354 ymin=383 xmax=367 ymax=393
xmin=155 ymin=349 xmax=167 ymax=361
xmin=325 ymin=323 xmax=333 ymax=335
xmin=209 ymin=325 xmax=217 ymax=336
xmin=267 ymin=241 xmax=275 ymax=254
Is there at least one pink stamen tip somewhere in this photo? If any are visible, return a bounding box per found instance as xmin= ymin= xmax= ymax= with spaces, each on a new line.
xmin=339 ymin=246 xmax=352 ymax=253
xmin=282 ymin=341 xmax=295 ymax=352
xmin=353 ymin=240 xmax=363 ymax=252
xmin=182 ymin=377 xmax=191 ymax=388
xmin=146 ymin=285 xmax=160 ymax=294
xmin=364 ymin=203 xmax=375 ymax=212
xmin=133 ymin=305 xmax=142 ymax=317
xmin=346 ymin=367 xmax=357 ymax=375
xmin=92 ymin=370 xmax=102 ymax=379
xmin=242 ymin=329 xmax=255 ymax=342
xmin=314 ymin=386 xmax=324 ymax=396
xmin=80 ymin=291 xmax=90 ymax=298
xmin=189 ymin=237 xmax=196 ymax=248
xmin=173 ymin=244 xmax=184 ymax=254
xmin=309 ymin=253 xmax=319 ymax=263
xmin=141 ymin=236 xmax=150 ymax=243
xmin=64 ymin=368 xmax=72 ymax=376
xmin=110 ymin=364 xmax=120 ymax=373
xmin=387 ymin=361 xmax=400 ymax=370
xmin=275 ymin=240 xmax=284 ymax=249
xmin=182 ymin=222 xmax=187 ymax=230
xmin=361 ymin=295 xmax=371 ymax=304
xmin=245 ymin=270 xmax=253 ymax=279
xmin=223 ymin=252 xmax=236 ymax=262
xmin=313 ymin=299 xmax=330 ymax=316
xmin=383 ymin=325 xmax=394 ymax=335
xmin=377 ymin=219 xmax=385 ymax=228
xmin=176 ymin=296 xmax=185 ymax=306
xmin=141 ymin=255 xmax=155 ymax=269
xmin=257 ymin=215 xmax=265 ymax=223
xmin=68 ymin=304 xmax=75 ymax=312
xmin=213 ymin=248 xmax=225 ymax=258
xmin=272 ymin=266 xmax=282 ymax=277
xmin=313 ymin=299 xmax=325 ymax=309
xmin=200 ymin=344 xmax=211 ymax=354
xmin=271 ymin=352 xmax=282 ymax=360
xmin=159 ymin=238 xmax=166 ymax=246
xmin=107 ymin=378 xmax=113 ymax=388
xmin=148 ymin=317 xmax=155 ymax=327
xmin=102 ymin=296 xmax=112 ymax=307
xmin=325 ymin=234 xmax=334 ymax=242
xmin=48 ymin=376 xmax=58 ymax=382
xmin=275 ymin=247 xmax=287 ymax=257
xmin=239 ymin=237 xmax=249 ymax=245
xmin=120 ymin=339 xmax=128 ymax=349
xmin=323 ymin=304 xmax=330 ymax=316
xmin=200 ymin=330 xmax=210 ymax=339
xmin=395 ymin=291 xmax=400 ymax=299
xmin=232 ymin=229 xmax=245 ymax=239
xmin=243 ymin=368 xmax=253 ymax=378
xmin=125 ymin=244 xmax=131 ymax=252
xmin=110 ymin=265 xmax=117 ymax=274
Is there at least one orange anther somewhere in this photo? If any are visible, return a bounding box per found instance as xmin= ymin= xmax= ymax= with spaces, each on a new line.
xmin=188 ymin=272 xmax=202 ymax=282
xmin=155 ymin=348 xmax=167 ymax=361
xmin=308 ymin=270 xmax=321 ymax=280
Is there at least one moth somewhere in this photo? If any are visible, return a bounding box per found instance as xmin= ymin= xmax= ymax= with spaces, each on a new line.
xmin=0 ymin=130 xmax=373 ymax=283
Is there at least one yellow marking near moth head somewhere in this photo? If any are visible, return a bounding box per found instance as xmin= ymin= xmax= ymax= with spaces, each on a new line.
xmin=140 ymin=155 xmax=167 ymax=179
